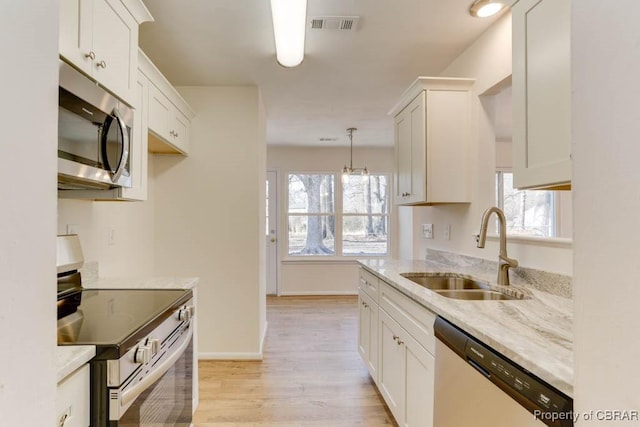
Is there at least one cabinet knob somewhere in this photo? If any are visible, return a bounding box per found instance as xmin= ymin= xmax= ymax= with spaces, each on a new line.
xmin=392 ymin=335 xmax=399 ymax=341
xmin=96 ymin=60 xmax=107 ymax=68
xmin=397 ymin=339 xmax=404 ymax=346
xmin=85 ymin=51 xmax=95 ymax=60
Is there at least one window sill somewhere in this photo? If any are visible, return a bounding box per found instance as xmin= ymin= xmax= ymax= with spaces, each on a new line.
xmin=485 ymin=234 xmax=572 ymax=248
xmin=282 ymin=255 xmax=390 ymax=264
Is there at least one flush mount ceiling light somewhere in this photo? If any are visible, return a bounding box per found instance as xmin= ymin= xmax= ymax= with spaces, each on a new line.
xmin=469 ymin=0 xmax=505 ymax=18
xmin=342 ymin=128 xmax=369 ymax=184
xmin=270 ymin=0 xmax=307 ymax=67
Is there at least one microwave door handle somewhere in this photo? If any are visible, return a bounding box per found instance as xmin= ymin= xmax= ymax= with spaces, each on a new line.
xmin=111 ymin=110 xmax=129 ymax=183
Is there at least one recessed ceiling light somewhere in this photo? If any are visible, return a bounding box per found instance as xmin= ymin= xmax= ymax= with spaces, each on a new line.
xmin=469 ymin=0 xmax=505 ymax=18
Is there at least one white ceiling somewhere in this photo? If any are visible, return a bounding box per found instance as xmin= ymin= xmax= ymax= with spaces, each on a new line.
xmin=139 ymin=0 xmax=506 ymax=147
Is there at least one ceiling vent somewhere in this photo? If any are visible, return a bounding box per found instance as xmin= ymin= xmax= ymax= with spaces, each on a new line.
xmin=309 ymin=16 xmax=360 ymax=31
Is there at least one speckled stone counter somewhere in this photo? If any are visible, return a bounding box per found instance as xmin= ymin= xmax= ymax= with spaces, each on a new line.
xmin=56 ymin=346 xmax=95 ymax=382
xmin=359 ymin=257 xmax=573 ymax=397
xmin=83 ymin=276 xmax=199 ymax=290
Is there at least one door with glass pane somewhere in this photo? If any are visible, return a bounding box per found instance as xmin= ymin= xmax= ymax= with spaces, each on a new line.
xmin=266 ymin=171 xmax=278 ymax=295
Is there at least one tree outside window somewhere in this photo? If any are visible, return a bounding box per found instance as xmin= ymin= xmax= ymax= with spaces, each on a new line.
xmin=496 ymin=171 xmax=556 ymax=237
xmin=287 ymin=173 xmax=389 ymax=256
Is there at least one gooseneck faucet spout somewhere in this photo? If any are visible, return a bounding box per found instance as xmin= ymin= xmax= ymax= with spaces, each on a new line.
xmin=477 ymin=206 xmax=518 ymax=286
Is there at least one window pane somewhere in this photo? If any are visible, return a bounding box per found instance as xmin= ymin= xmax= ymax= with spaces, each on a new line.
xmin=288 ymin=174 xmax=334 ymax=214
xmin=343 ymin=175 xmax=388 ymax=214
xmin=288 ymin=215 xmax=335 ymax=255
xmin=501 ymin=173 xmax=555 ymax=237
xmin=343 ymin=216 xmax=388 ymax=256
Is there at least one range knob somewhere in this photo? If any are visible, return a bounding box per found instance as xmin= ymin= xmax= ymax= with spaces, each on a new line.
xmin=146 ymin=338 xmax=160 ymax=356
xmin=134 ymin=345 xmax=151 ymax=364
xmin=177 ymin=306 xmax=193 ymax=322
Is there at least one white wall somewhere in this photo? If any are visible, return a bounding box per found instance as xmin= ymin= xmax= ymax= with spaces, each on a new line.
xmin=0 ymin=2 xmax=58 ymax=425
xmin=267 ymin=146 xmax=395 ymax=294
xmin=402 ymin=13 xmax=572 ymax=276
xmin=573 ymin=1 xmax=640 ymax=422
xmin=57 ymin=160 xmax=156 ymax=277
xmin=154 ymin=87 xmax=266 ymax=358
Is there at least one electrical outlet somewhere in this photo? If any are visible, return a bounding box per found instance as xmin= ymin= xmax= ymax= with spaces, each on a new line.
xmin=66 ymin=224 xmax=79 ymax=235
xmin=444 ymin=224 xmax=451 ymax=240
xmin=422 ymin=223 xmax=434 ymax=239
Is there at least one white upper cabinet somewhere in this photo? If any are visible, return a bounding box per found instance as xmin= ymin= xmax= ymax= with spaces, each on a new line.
xmin=139 ymin=50 xmax=195 ymax=155
xmin=59 ymin=0 xmax=152 ymax=104
xmin=390 ymin=77 xmax=474 ymax=205
xmin=512 ymin=0 xmax=571 ymax=190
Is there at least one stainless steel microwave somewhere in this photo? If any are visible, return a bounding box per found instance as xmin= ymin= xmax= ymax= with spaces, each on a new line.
xmin=58 ymin=61 xmax=133 ymax=190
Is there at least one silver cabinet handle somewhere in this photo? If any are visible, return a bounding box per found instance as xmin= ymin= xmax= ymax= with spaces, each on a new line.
xmin=85 ymin=51 xmax=96 ymax=60
xmin=96 ymin=60 xmax=107 ymax=68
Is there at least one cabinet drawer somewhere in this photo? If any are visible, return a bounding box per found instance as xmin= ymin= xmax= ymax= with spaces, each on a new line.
xmin=57 ymin=364 xmax=90 ymax=427
xmin=379 ymin=280 xmax=436 ymax=355
xmin=359 ymin=268 xmax=379 ymax=302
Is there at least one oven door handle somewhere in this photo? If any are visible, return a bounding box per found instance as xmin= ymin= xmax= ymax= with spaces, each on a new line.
xmin=112 ymin=325 xmax=193 ymax=419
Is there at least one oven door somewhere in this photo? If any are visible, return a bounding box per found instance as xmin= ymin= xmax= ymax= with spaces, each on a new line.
xmin=108 ymin=329 xmax=193 ymax=427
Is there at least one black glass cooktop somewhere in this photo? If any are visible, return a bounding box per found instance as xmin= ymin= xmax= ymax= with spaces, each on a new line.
xmin=57 ymin=288 xmax=191 ymax=359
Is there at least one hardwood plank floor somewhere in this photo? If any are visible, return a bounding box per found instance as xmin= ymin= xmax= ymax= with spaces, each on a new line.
xmin=193 ymin=296 xmax=397 ymax=426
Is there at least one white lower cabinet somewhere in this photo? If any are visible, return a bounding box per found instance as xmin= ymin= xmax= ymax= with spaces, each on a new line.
xmin=358 ymin=289 xmax=379 ymax=381
xmin=56 ymin=364 xmax=90 ymax=427
xmin=357 ymin=268 xmax=435 ymax=427
xmin=378 ymin=309 xmax=435 ymax=427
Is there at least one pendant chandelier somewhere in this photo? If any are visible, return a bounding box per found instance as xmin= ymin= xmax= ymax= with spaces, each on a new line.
xmin=341 ymin=127 xmax=369 ymax=184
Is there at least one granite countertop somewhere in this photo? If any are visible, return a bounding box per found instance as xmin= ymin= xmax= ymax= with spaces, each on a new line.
xmin=359 ymin=256 xmax=573 ymax=397
xmin=82 ymin=276 xmax=199 ymax=290
xmin=56 ymin=346 xmax=95 ymax=383
xmin=57 ymin=275 xmax=199 ymax=382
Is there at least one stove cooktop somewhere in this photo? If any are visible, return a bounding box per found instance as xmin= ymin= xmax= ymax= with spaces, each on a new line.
xmin=57 ymin=288 xmax=192 ymax=359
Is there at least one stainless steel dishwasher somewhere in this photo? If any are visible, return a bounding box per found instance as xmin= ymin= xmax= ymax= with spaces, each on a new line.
xmin=434 ymin=317 xmax=573 ymax=427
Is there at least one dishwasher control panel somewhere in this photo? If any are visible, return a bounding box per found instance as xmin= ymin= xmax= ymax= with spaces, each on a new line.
xmin=434 ymin=316 xmax=573 ymax=427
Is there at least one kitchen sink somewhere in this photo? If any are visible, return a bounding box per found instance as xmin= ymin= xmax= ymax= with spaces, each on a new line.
xmin=435 ymin=289 xmax=518 ymax=301
xmin=400 ymin=272 xmax=490 ymax=291
xmin=399 ymin=272 xmax=528 ymax=301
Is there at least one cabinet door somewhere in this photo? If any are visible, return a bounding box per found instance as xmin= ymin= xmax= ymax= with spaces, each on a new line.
xmin=358 ymin=290 xmax=379 ymax=382
xmin=408 ymin=93 xmax=426 ymax=204
xmin=171 ymin=109 xmax=190 ymax=154
xmin=92 ymin=0 xmax=137 ymax=103
xmin=512 ymin=0 xmax=571 ymax=189
xmin=378 ymin=309 xmax=405 ymax=424
xmin=148 ymin=83 xmax=172 ymax=140
xmin=59 ymin=0 xmax=93 ymax=75
xmin=395 ymin=107 xmax=412 ymax=202
xmin=394 ymin=94 xmax=425 ymax=205
xmin=57 ymin=365 xmax=90 ymax=427
xmin=121 ymin=71 xmax=148 ymax=201
xmin=403 ymin=331 xmax=434 ymax=427
xmin=358 ymin=291 xmax=371 ymax=367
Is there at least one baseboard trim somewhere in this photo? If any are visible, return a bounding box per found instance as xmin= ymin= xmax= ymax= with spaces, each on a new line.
xmin=199 ymin=352 xmax=263 ymax=360
xmin=279 ymin=290 xmax=358 ymax=296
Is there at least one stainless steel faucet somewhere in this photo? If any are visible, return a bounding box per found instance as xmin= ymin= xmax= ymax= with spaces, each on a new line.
xmin=476 ymin=206 xmax=518 ymax=286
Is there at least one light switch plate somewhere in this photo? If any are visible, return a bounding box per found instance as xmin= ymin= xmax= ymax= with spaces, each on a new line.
xmin=422 ymin=223 xmax=434 ymax=239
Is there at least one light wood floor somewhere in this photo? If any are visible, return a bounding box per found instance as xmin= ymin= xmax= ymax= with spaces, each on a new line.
xmin=193 ymin=296 xmax=396 ymax=426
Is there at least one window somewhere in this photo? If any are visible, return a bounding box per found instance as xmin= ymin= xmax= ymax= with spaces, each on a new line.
xmin=342 ymin=175 xmax=389 ymax=255
xmin=495 ymin=171 xmax=556 ymax=237
xmin=287 ymin=173 xmax=389 ymax=257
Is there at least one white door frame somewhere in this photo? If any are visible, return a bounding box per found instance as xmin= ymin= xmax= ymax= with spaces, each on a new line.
xmin=266 ymin=170 xmax=279 ymax=295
